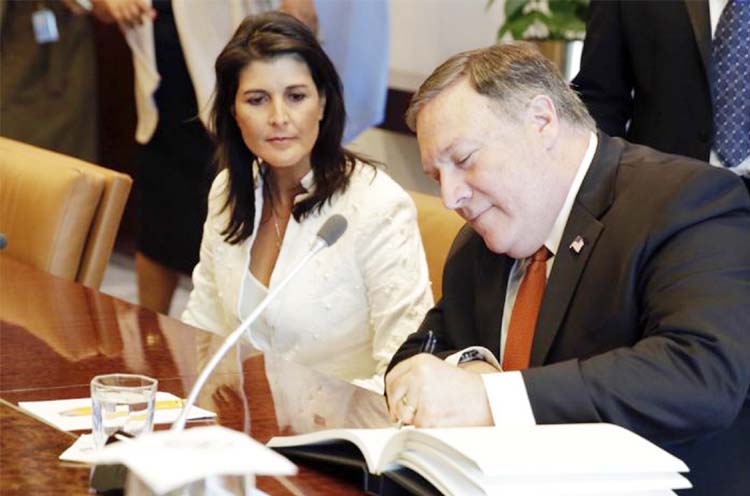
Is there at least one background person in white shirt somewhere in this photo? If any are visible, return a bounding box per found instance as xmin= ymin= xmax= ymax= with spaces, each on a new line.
xmin=182 ymin=12 xmax=433 ymax=393
xmin=386 ymin=43 xmax=750 ymax=496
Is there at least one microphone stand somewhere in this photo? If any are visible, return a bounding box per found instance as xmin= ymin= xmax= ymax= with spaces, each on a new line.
xmin=172 ymin=233 xmax=338 ymax=431
xmin=89 ymin=244 xmax=329 ymax=492
xmin=90 ymin=216 xmax=346 ymax=494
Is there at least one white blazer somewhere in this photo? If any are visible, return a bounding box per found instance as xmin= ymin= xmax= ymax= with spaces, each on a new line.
xmin=182 ymin=163 xmax=434 ymax=392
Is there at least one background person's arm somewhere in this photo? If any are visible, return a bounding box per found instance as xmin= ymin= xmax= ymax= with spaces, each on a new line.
xmin=572 ymin=0 xmax=633 ymax=137
xmin=280 ymin=0 xmax=318 ymax=35
xmin=90 ymin=0 xmax=156 ymax=27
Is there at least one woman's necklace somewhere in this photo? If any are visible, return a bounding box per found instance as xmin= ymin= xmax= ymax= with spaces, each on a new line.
xmin=271 ymin=206 xmax=283 ymax=249
xmin=264 ymin=173 xmax=301 ymax=250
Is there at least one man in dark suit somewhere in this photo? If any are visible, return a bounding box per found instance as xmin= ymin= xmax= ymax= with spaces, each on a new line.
xmin=386 ymin=43 xmax=750 ymax=496
xmin=572 ymin=0 xmax=750 ymax=192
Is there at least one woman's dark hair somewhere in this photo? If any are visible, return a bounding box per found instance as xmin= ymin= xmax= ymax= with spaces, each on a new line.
xmin=210 ymin=11 xmax=370 ymax=244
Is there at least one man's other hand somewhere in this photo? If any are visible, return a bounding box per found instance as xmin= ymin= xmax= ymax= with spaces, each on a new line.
xmin=385 ymin=354 xmax=495 ymax=427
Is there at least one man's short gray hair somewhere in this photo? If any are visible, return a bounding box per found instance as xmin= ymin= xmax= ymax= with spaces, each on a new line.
xmin=405 ymin=42 xmax=595 ymax=132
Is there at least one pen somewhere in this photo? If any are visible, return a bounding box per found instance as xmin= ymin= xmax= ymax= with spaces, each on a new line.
xmin=59 ymin=399 xmax=184 ymax=417
xmin=396 ymin=330 xmax=438 ymax=429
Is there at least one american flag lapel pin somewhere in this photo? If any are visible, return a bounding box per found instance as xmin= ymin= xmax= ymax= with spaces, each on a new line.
xmin=569 ymin=235 xmax=585 ymax=254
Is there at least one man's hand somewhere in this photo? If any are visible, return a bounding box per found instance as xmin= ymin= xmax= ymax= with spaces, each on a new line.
xmin=385 ymin=354 xmax=495 ymax=427
xmin=91 ymin=0 xmax=156 ymax=27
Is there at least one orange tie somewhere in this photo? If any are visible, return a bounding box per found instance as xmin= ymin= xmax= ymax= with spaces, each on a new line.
xmin=502 ymin=246 xmax=551 ymax=371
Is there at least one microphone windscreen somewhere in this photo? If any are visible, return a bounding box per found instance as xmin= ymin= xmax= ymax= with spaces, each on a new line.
xmin=317 ymin=214 xmax=347 ymax=246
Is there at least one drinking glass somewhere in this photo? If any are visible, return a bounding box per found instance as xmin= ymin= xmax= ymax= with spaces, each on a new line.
xmin=91 ymin=374 xmax=158 ymax=449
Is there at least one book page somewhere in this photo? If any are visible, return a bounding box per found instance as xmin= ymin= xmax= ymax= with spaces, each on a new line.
xmin=479 ymin=472 xmax=690 ymax=495
xmin=397 ymin=449 xmax=484 ymax=496
xmin=399 ymin=444 xmax=688 ymax=496
xmin=268 ymin=423 xmax=689 ymax=494
xmin=406 ymin=423 xmax=688 ymax=477
xmin=406 ymin=438 xmax=690 ymax=494
xmin=268 ymin=427 xmax=399 ymax=473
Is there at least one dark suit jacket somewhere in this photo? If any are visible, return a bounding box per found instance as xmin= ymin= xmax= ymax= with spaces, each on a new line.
xmin=572 ymin=0 xmax=714 ymax=162
xmin=388 ymin=134 xmax=750 ymax=496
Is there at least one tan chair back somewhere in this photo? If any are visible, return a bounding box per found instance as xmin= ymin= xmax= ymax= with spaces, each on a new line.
xmin=0 ymin=138 xmax=132 ymax=288
xmin=409 ymin=191 xmax=465 ymax=301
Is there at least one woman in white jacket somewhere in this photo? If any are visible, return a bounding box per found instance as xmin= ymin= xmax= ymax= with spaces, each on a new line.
xmin=92 ymin=0 xmax=316 ymax=315
xmin=182 ymin=12 xmax=433 ymax=393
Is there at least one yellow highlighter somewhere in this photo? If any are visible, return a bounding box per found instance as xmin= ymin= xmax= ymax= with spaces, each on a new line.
xmin=59 ymin=399 xmax=184 ymax=417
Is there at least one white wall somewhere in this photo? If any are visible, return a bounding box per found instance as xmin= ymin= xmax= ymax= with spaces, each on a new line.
xmin=388 ymin=0 xmax=505 ymax=91
xmin=359 ymin=1 xmax=583 ymax=197
xmin=349 ymin=128 xmax=439 ymax=195
xmin=350 ymin=1 xmax=507 ymax=197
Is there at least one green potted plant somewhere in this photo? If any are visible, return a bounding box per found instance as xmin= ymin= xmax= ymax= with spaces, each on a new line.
xmin=489 ymin=0 xmax=589 ymax=79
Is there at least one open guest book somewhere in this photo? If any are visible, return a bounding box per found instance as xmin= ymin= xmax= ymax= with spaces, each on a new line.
xmin=268 ymin=423 xmax=690 ymax=496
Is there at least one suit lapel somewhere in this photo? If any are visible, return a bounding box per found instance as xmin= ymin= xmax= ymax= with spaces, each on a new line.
xmin=684 ymin=0 xmax=711 ymax=81
xmin=476 ymin=246 xmax=512 ymax=358
xmin=531 ymin=204 xmax=603 ymax=365
xmin=530 ymin=133 xmax=623 ymax=366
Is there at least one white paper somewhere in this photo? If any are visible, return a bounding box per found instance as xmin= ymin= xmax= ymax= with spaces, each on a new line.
xmin=19 ymin=392 xmax=215 ymax=432
xmin=91 ymin=425 xmax=297 ymax=494
xmin=59 ymin=434 xmax=98 ymax=464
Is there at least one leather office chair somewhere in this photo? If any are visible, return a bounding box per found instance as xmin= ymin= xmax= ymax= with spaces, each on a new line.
xmin=409 ymin=191 xmax=464 ymax=301
xmin=0 ymin=138 xmax=132 ymax=289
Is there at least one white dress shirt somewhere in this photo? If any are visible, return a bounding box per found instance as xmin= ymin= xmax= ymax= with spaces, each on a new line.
xmin=448 ymin=132 xmax=599 ymax=425
xmin=182 ymin=162 xmax=434 ymax=393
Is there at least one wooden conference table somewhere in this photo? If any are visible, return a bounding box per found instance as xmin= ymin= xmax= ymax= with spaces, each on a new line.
xmin=0 ymin=255 xmax=393 ymax=495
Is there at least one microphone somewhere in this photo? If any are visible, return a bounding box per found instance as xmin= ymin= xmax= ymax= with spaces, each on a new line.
xmin=171 ymin=214 xmax=347 ymax=431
